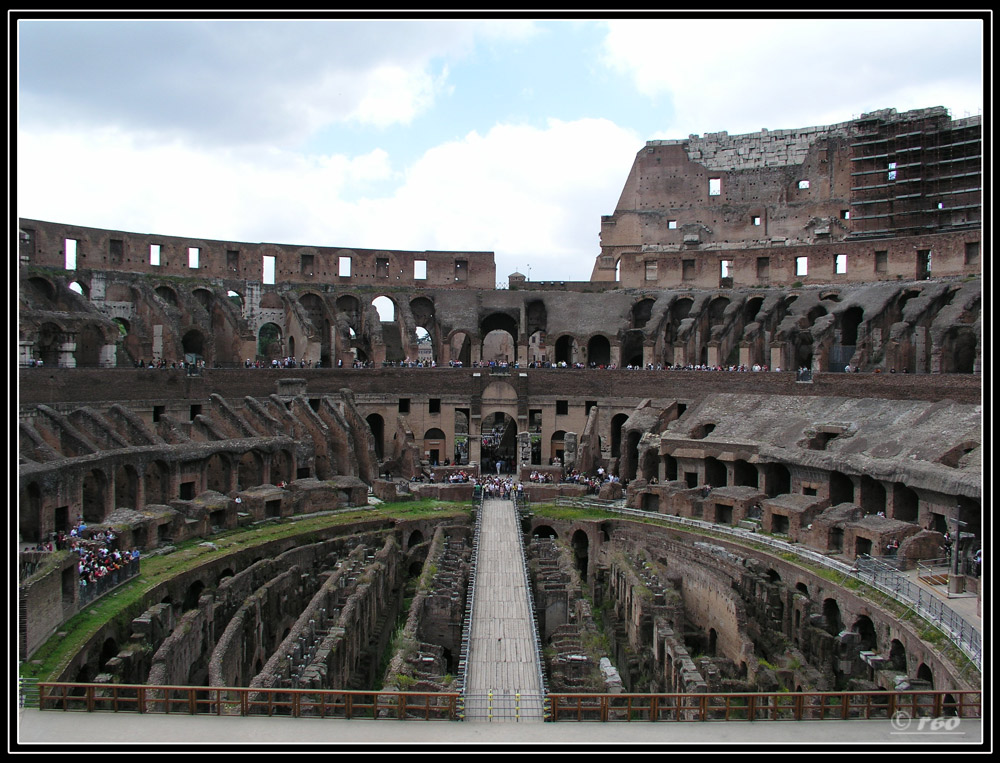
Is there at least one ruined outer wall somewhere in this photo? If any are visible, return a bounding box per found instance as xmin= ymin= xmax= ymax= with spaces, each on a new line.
xmin=595 ymin=107 xmax=982 ymax=288
xmin=19 ymin=218 xmax=496 ymax=290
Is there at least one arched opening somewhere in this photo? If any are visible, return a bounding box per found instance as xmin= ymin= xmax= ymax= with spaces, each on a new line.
xmin=238 ymin=451 xmax=262 ymax=490
xmin=662 ymin=453 xmax=678 ymax=482
xmin=182 ymin=329 xmax=206 ymax=362
xmin=99 ymin=637 xmax=119 ymax=670
xmin=423 ymin=428 xmax=447 ymax=467
xmin=258 ymin=323 xmax=282 ymax=360
xmin=891 ymin=483 xmax=919 ymax=522
xmin=448 ymin=332 xmax=472 ymax=366
xmin=889 ymin=640 xmax=907 ymax=672
xmin=481 ymin=412 xmax=517 ymax=472
xmin=610 ymin=414 xmax=629 ymax=458
xmin=822 ymin=598 xmax=843 ymax=637
xmin=155 ymin=285 xmax=178 ymax=306
xmin=587 ymin=335 xmax=611 ymax=367
xmin=853 ymin=615 xmax=878 ymax=652
xmin=916 ymin=663 xmax=934 ymax=688
xmin=839 ymin=306 xmax=864 ymax=347
xmin=734 ymin=460 xmax=758 ymax=488
xmin=367 ymin=414 xmax=385 ymax=461
xmin=554 ymin=335 xmax=576 ymax=365
xmin=411 ymin=296 xmax=437 ymax=365
xmin=533 ymin=525 xmax=558 ymax=540
xmin=205 ymin=453 xmax=231 ymax=494
xmin=625 ymin=431 xmax=641 ymax=480
xmin=764 ymin=463 xmax=791 ymax=498
xmin=480 ymin=312 xmax=518 ymax=365
xmin=68 ymin=281 xmax=89 ymax=298
xmin=549 ymin=430 xmax=566 ymax=466
xmin=22 ymin=482 xmax=42 ymax=542
xmin=631 ymin=298 xmax=655 ymax=329
xmin=227 ymin=290 xmax=244 ymax=314
xmin=830 ymin=471 xmax=855 ymax=505
xmin=144 ymin=460 xmax=171 ymax=506
xmin=705 ymin=457 xmax=727 ymax=488
xmin=407 ymin=529 xmax=424 ymax=548
xmin=571 ymin=529 xmax=589 ymax=580
xmin=620 ymin=329 xmax=645 ymax=367
xmin=859 ymin=475 xmax=887 ymax=516
xmin=81 ymin=469 xmax=108 ymax=524
xmin=947 ymin=326 xmax=977 ymax=373
xmin=36 ymin=322 xmax=63 ymax=367
xmin=192 ymin=288 xmax=214 ymax=311
xmin=270 ymin=450 xmax=292 ymax=485
xmin=114 ymin=464 xmax=138 ymax=509
xmin=182 ymin=580 xmax=205 ymax=611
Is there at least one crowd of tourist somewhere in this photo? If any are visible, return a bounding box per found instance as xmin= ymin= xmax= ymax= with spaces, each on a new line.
xmin=25 ymin=520 xmax=141 ymax=596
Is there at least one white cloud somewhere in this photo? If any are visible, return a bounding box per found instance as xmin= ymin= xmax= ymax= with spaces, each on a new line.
xmin=601 ymin=18 xmax=984 ymax=137
xmin=18 ymin=117 xmax=641 ymax=284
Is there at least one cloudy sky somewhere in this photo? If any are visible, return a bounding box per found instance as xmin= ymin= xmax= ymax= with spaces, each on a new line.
xmin=16 ymin=14 xmax=985 ymax=285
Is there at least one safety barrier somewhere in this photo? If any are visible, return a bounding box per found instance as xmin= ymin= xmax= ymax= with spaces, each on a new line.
xmin=36 ymin=683 xmax=461 ymax=720
xmin=548 ymin=690 xmax=982 ymax=722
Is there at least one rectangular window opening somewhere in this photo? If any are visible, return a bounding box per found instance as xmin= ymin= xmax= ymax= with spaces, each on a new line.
xmin=376 ymin=257 xmax=389 ymax=278
xmin=429 ymin=398 xmax=441 ymax=414
xmin=682 ymin=259 xmax=696 ymax=281
xmin=840 ymin=210 xmax=850 ymax=220
xmin=875 ymin=250 xmax=888 ymax=274
xmin=795 ymin=256 xmax=808 ymax=277
xmin=150 ymin=244 xmax=161 ymax=267
xmin=708 ymin=178 xmax=722 ymax=196
xmin=301 ymin=254 xmax=314 ymax=276
xmin=263 ymin=255 xmax=276 ymax=285
xmin=798 ymin=180 xmax=810 ymax=189
xmin=720 ymin=260 xmax=733 ymax=278
xmin=338 ymin=256 xmax=352 ymax=278
xmin=556 ymin=400 xmax=568 ymax=416
xmin=835 ymin=254 xmax=847 ymax=274
xmin=64 ymin=239 xmax=78 ymax=270
xmin=668 ymin=220 xmax=678 ymax=229
xmin=188 ymin=247 xmax=200 ymax=269
xmin=399 ymin=398 xmax=410 ymax=414
xmin=455 ymin=259 xmax=468 ymax=282
xmin=227 ymin=250 xmax=240 ymax=272
xmin=752 ymin=216 xmax=761 ymax=226
xmin=414 ymin=259 xmax=427 ymax=280
xmin=644 ymin=261 xmax=658 ymax=281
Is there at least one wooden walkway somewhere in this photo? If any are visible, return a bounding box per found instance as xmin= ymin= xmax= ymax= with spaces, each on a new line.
xmin=463 ymin=498 xmax=545 ymax=722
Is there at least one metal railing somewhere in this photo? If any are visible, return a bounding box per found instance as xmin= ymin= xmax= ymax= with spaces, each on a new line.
xmin=553 ymin=498 xmax=981 ymax=673
xmin=36 ymin=683 xmax=461 ymax=720
xmin=462 ymin=691 xmax=547 ymax=722
xmin=549 ymin=690 xmax=981 ymax=722
xmin=853 ymin=555 xmax=982 ymax=670
xmin=78 ymin=558 xmax=141 ymax=606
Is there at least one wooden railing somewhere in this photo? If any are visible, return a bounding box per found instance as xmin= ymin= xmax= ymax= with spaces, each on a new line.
xmin=34 ymin=684 xmax=981 ymax=723
xmin=547 ymin=690 xmax=982 ymax=722
xmin=37 ymin=683 xmax=461 ymax=720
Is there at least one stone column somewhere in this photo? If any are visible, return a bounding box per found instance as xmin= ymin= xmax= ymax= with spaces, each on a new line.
xmin=58 ymin=334 xmax=78 ymax=368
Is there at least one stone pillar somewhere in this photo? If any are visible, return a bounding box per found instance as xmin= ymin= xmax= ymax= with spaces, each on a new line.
xmin=152 ymin=324 xmax=164 ymax=361
xmin=19 ymin=341 xmax=33 ymax=366
xmin=563 ymin=432 xmax=578 ymax=474
xmin=643 ymin=344 xmax=654 ymax=368
xmin=739 ymin=344 xmax=751 ymax=368
xmin=58 ymin=335 xmax=77 ymax=368
xmin=99 ymin=344 xmax=117 ymax=367
xmin=706 ymin=343 xmax=720 ymax=368
xmin=517 ymin=431 xmax=531 ymax=471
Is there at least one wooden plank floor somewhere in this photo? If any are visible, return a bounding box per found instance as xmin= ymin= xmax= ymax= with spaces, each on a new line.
xmin=464 ymin=499 xmax=544 ymax=722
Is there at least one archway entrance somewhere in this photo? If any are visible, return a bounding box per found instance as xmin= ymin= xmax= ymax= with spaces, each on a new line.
xmin=481 ymin=412 xmax=517 ymax=473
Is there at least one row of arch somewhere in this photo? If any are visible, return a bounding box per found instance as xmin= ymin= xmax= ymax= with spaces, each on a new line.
xmin=20 ymin=448 xmax=297 ymax=542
